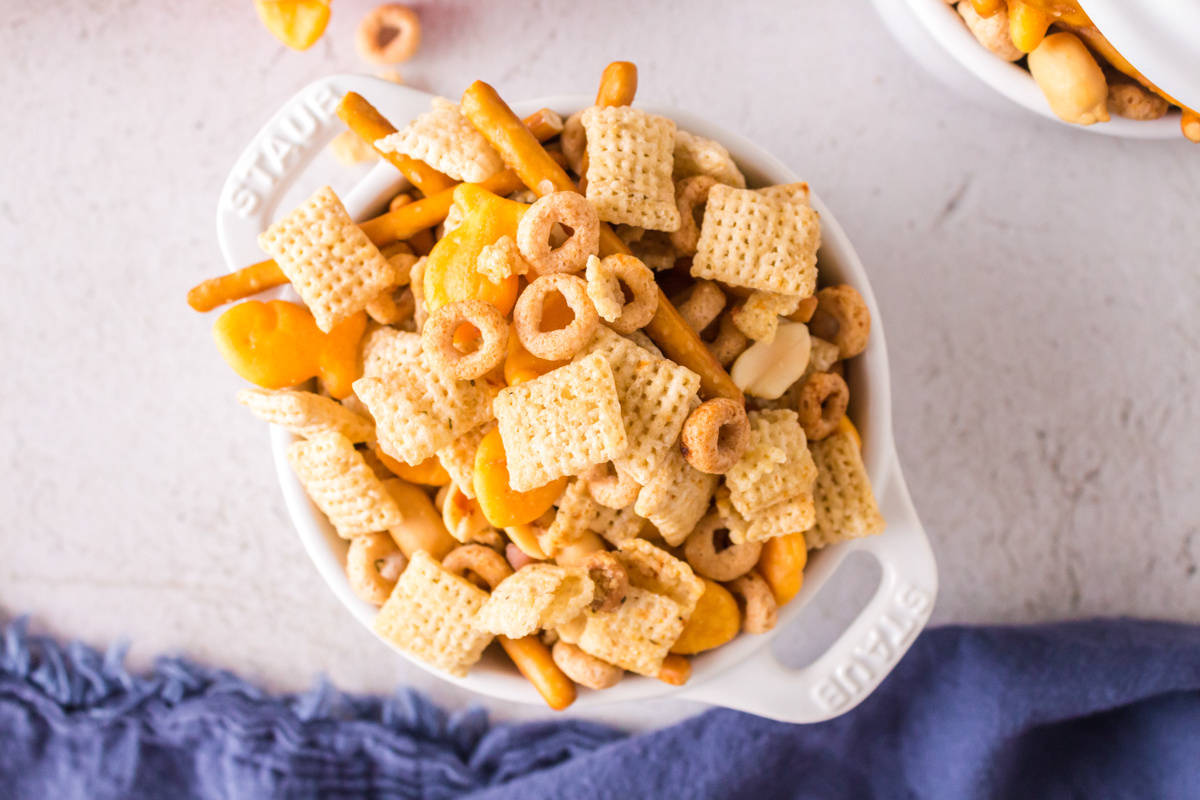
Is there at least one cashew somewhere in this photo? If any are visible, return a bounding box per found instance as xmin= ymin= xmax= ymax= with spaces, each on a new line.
xmin=382 ymin=478 xmax=458 ymax=561
xmin=1028 ymin=32 xmax=1110 ymax=126
xmin=730 ymin=320 xmax=811 ymax=399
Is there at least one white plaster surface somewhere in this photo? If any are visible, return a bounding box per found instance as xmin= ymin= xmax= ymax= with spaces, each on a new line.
xmin=1 ymin=0 xmax=1198 ymax=730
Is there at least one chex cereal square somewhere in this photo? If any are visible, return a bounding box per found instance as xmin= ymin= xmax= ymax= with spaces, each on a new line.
xmin=287 ymin=432 xmax=402 ymax=538
xmin=577 ymin=586 xmax=684 ymax=677
xmin=582 ymin=106 xmax=681 ymax=232
xmin=472 ymin=564 xmax=594 ymax=638
xmin=238 ymin=388 xmax=374 ymax=442
xmin=806 ymin=431 xmax=885 ymax=549
xmin=375 ymin=98 xmax=504 ymax=183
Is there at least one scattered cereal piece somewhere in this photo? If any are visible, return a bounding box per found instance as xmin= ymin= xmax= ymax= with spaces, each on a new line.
xmin=543 ymin=479 xmax=644 ymax=554
xmin=717 ymin=485 xmax=816 ymax=544
xmin=673 ymin=129 xmax=746 ymax=189
xmin=577 ymin=586 xmax=684 ymax=677
xmin=581 ymin=106 xmax=681 ymax=232
xmin=616 ymin=538 xmax=705 ymax=620
xmin=375 ymin=98 xmax=504 ymax=183
xmin=472 ymin=564 xmax=595 ymax=638
xmin=634 ymin=446 xmax=719 ymax=546
xmin=585 ymin=255 xmax=623 ymax=323
xmin=732 ymin=291 xmax=803 ymax=344
xmin=436 ymin=421 xmax=492 ymax=499
xmin=287 ymin=432 xmax=403 ymax=538
xmin=360 ymin=325 xmax=422 ymax=378
xmin=806 ymin=431 xmax=885 ymax=549
xmin=584 ymin=254 xmax=658 ymax=334
xmin=356 ymin=4 xmax=421 ymax=64
xmin=372 ymin=551 xmax=493 ymax=678
xmin=574 ymin=327 xmax=700 ymax=485
xmin=691 ymin=184 xmax=820 ymax=297
xmin=328 ymin=129 xmax=378 ymax=165
xmin=353 ymin=330 xmax=500 ymax=466
xmin=476 ymin=235 xmax=530 ymax=285
xmin=258 ymin=186 xmax=396 ymax=333
xmin=725 ymin=409 xmax=818 ymax=518
xmin=238 ymin=387 xmax=375 ymax=442
xmin=493 ymin=353 xmax=628 ymax=492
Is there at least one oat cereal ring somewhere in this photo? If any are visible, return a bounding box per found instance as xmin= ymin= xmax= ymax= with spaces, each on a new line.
xmin=672 ymin=280 xmax=726 ymax=333
xmin=587 ymin=254 xmax=659 ymax=334
xmin=441 ymin=543 xmax=514 ymax=591
xmin=513 ymin=274 xmax=599 ymax=360
xmin=582 ymin=462 xmax=641 ymax=510
xmin=561 ymin=111 xmax=587 ymax=176
xmin=684 ymin=513 xmax=762 ymax=582
xmin=516 ymin=192 xmax=600 ymax=275
xmin=552 ymin=640 xmax=624 ymax=690
xmin=798 ymin=371 xmax=849 ymax=441
xmin=577 ymin=551 xmax=629 ymax=613
xmin=356 ymin=4 xmax=421 ymax=65
xmin=706 ymin=311 xmax=750 ymax=368
xmin=811 ymin=285 xmax=871 ymax=359
xmin=681 ymin=398 xmax=750 ymax=474
xmin=726 ymin=571 xmax=778 ymax=634
xmin=346 ymin=533 xmax=408 ymax=605
xmin=421 ymin=299 xmax=508 ymax=380
xmin=669 ymin=175 xmax=717 ymax=256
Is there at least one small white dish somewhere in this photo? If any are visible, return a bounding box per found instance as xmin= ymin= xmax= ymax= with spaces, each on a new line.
xmin=215 ymin=75 xmax=938 ymax=723
xmin=870 ymin=0 xmax=1183 ymax=139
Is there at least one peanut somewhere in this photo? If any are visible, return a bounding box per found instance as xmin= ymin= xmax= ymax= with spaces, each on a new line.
xmin=1028 ymin=32 xmax=1110 ymax=126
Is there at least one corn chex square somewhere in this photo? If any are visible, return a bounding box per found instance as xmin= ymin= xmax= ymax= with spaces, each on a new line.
xmin=287 ymin=432 xmax=402 ymax=538
xmin=472 ymin=564 xmax=594 ymax=639
xmin=436 ymin=421 xmax=492 ymax=500
xmin=574 ymin=326 xmax=700 ymax=486
xmin=691 ymin=184 xmax=821 ymax=297
xmin=582 ymin=106 xmax=681 ymax=232
xmin=238 ymin=388 xmax=375 ymax=442
xmin=353 ymin=331 xmax=499 ymax=466
xmin=725 ymin=409 xmax=818 ymax=518
xmin=673 ymin=129 xmax=746 ymax=189
xmin=375 ymin=98 xmax=504 ymax=184
xmin=258 ymin=186 xmax=396 ymax=333
xmin=373 ymin=551 xmax=493 ymax=678
xmin=634 ymin=446 xmax=718 ymax=546
xmin=542 ymin=479 xmax=644 ymax=554
xmin=577 ymin=586 xmax=684 ymax=677
xmin=616 ymin=538 xmax=705 ymax=621
xmin=806 ymin=431 xmax=885 ymax=549
xmin=717 ymin=485 xmax=816 ymax=544
xmin=493 ymin=354 xmax=628 ymax=492
xmin=360 ymin=325 xmax=423 ymax=378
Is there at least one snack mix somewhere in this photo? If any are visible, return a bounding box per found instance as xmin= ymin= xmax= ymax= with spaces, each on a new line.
xmin=189 ymin=62 xmax=887 ymax=709
xmin=947 ymin=0 xmax=1199 ymax=141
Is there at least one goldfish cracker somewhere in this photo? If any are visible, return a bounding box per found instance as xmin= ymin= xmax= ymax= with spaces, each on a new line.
xmin=836 ymin=415 xmax=862 ymax=451
xmin=756 ymin=531 xmax=808 ymax=606
xmin=670 ymin=578 xmax=740 ymax=655
xmin=473 ymin=428 xmax=567 ymax=527
xmin=253 ymin=0 xmax=330 ymax=51
xmin=375 ymin=445 xmax=451 ymax=486
xmin=969 ymin=0 xmax=1005 ymax=17
xmin=212 ymin=300 xmax=365 ymax=399
xmin=1006 ymin=0 xmax=1052 ymax=53
xmin=423 ymin=184 xmax=528 ymax=324
xmin=383 ymin=477 xmax=458 ymax=560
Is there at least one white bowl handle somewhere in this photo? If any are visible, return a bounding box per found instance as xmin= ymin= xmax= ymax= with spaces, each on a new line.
xmin=676 ymin=448 xmax=938 ymax=723
xmin=215 ymin=75 xmax=436 ymax=272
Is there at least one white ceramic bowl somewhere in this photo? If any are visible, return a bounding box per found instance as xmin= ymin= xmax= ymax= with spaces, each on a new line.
xmin=215 ymin=75 xmax=938 ymax=723
xmin=870 ymin=0 xmax=1183 ymax=138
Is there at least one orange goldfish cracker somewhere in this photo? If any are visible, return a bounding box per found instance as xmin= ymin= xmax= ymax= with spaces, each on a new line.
xmin=514 ymin=274 xmax=599 ymax=361
xmin=670 ymin=578 xmax=740 ymax=655
xmin=970 ymin=0 xmax=1005 ymax=15
xmin=421 ymin=300 xmax=508 ymax=380
xmin=422 ymin=184 xmax=528 ymax=319
xmin=798 ymin=372 xmax=849 ymax=441
xmin=187 ymin=258 xmax=288 ymax=313
xmin=1007 ymin=0 xmax=1052 ymax=53
xmin=836 ymin=415 xmax=862 ymax=450
xmin=356 ymin=5 xmax=422 ymax=65
xmin=383 ymin=478 xmax=458 ymax=560
xmin=726 ymin=571 xmax=778 ymax=634
xmin=681 ymin=398 xmax=750 ymax=474
xmin=1182 ymin=110 xmax=1200 ymax=144
xmin=551 ymin=641 xmax=623 ymax=690
xmin=346 ymin=533 xmax=407 ymax=605
xmin=756 ymin=530 xmax=808 ymax=606
xmin=376 ymin=446 xmax=451 ymax=486
xmin=684 ymin=514 xmax=762 ymax=582
xmin=254 ymin=0 xmax=330 ymax=50
xmin=584 ymin=254 xmax=659 ymax=334
xmin=596 ymin=61 xmax=639 ymax=107
xmin=473 ymin=427 xmax=567 ymax=528
xmin=442 ymin=543 xmax=514 ymax=591
xmin=212 ymin=301 xmax=365 ymax=400
xmin=500 ymin=635 xmax=577 ymax=710
xmin=516 ymin=192 xmax=600 ymax=275
xmin=656 ymin=653 xmax=692 ymax=686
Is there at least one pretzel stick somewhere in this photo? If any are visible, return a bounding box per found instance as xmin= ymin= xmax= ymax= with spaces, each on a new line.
xmin=187 ymin=258 xmax=290 ymax=312
xmin=460 ymin=81 xmax=740 ymax=402
xmin=338 ymin=92 xmax=457 ymax=196
xmin=595 ymin=61 xmax=638 ymax=107
xmin=523 ymin=108 xmax=564 ymax=142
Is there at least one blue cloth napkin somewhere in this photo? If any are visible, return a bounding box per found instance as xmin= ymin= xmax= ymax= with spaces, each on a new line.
xmin=2 ymin=616 xmax=1198 ymax=799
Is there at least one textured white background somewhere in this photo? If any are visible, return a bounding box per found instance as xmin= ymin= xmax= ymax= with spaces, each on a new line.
xmin=1 ymin=0 xmax=1198 ymax=728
